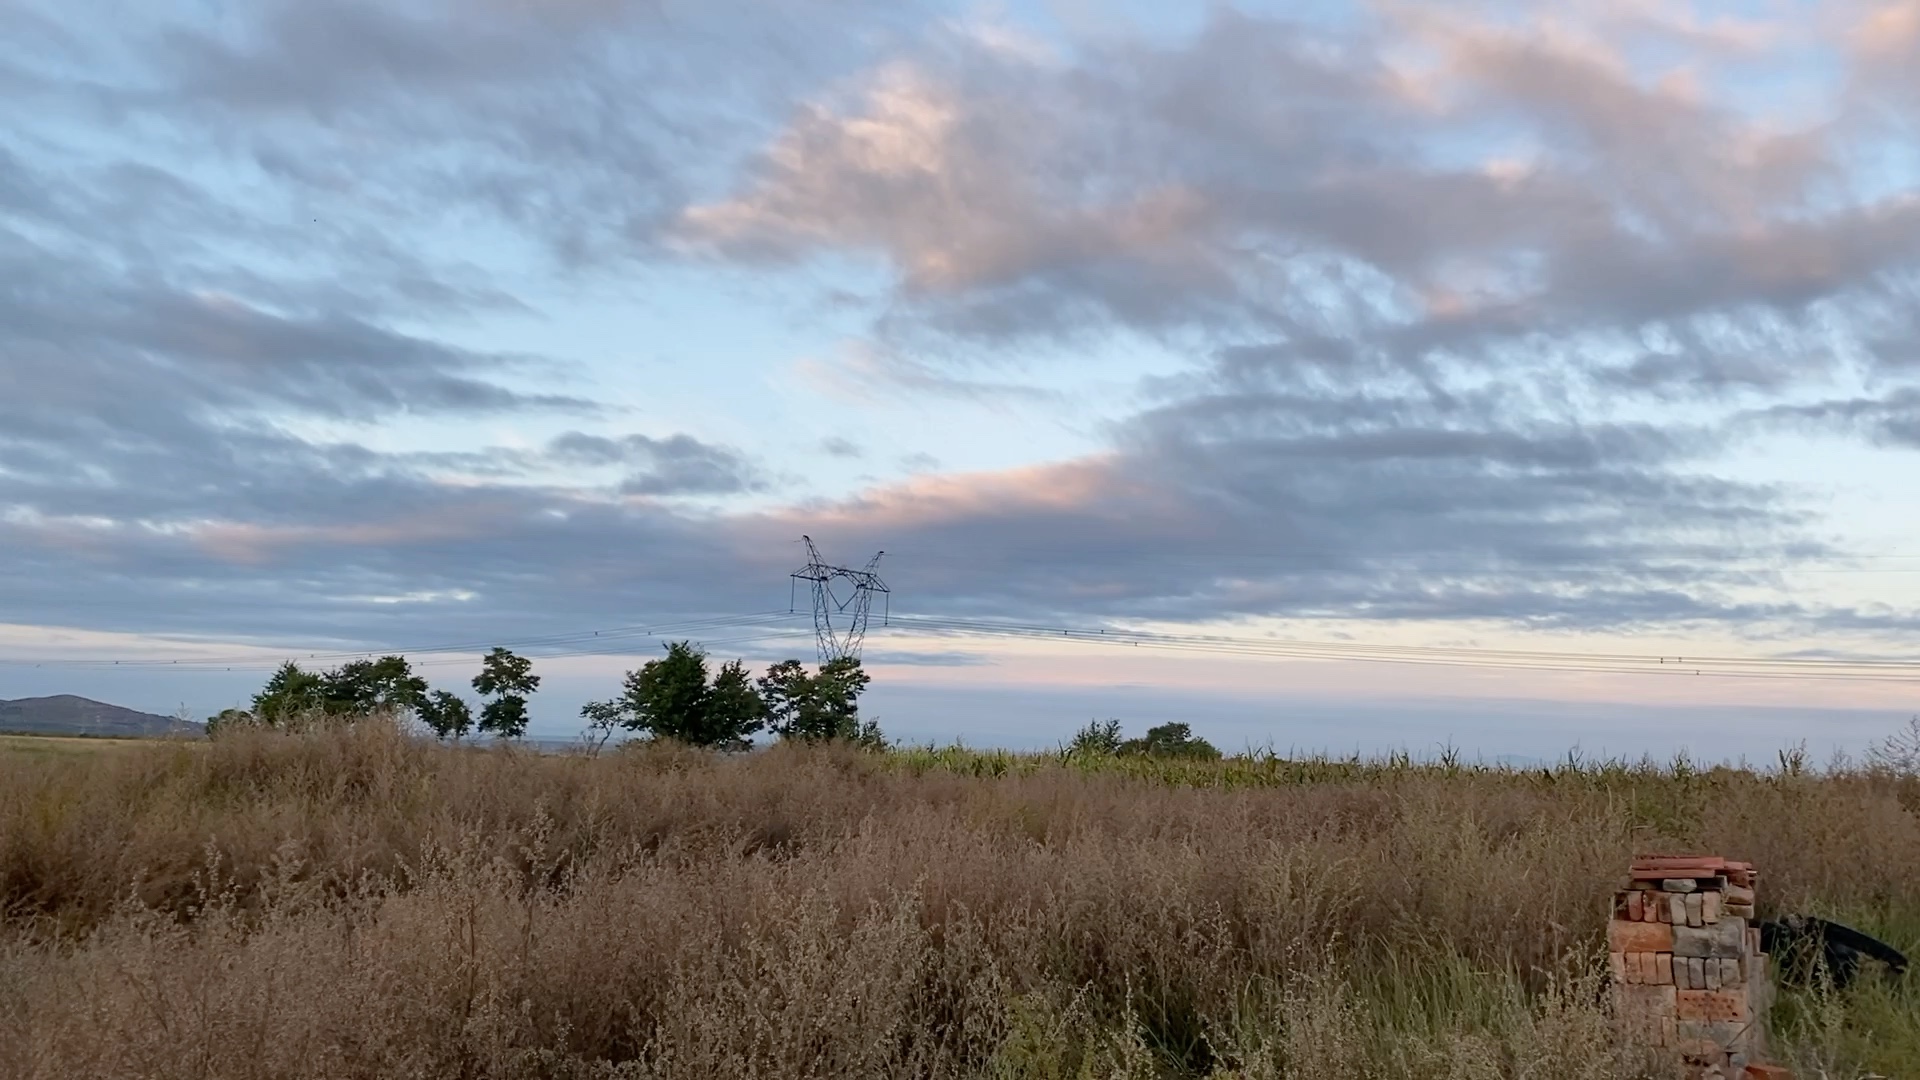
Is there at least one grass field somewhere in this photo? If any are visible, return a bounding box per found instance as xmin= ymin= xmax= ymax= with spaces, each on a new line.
xmin=2 ymin=721 xmax=1916 ymax=1078
xmin=0 ymin=733 xmax=167 ymax=758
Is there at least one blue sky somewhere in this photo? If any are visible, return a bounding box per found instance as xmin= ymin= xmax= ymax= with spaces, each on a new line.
xmin=3 ymin=0 xmax=1919 ymax=756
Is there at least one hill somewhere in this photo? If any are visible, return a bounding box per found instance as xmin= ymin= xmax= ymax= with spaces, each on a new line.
xmin=0 ymin=695 xmax=204 ymax=737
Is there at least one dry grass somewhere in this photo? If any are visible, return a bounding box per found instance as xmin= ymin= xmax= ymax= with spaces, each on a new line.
xmin=1 ymin=722 xmax=1915 ymax=1078
xmin=0 ymin=733 xmax=168 ymax=759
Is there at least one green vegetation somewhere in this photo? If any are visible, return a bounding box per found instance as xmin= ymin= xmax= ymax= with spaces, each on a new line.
xmin=213 ymin=648 xmax=544 ymax=739
xmin=3 ymin=720 xmax=1918 ymax=1078
xmin=209 ymin=642 xmax=880 ymax=753
xmin=247 ymin=654 xmax=430 ymax=723
xmin=415 ymin=689 xmax=474 ymax=741
xmin=473 ymin=646 xmax=542 ymax=738
xmin=759 ymin=656 xmax=876 ymax=744
xmin=581 ymin=642 xmax=878 ymax=751
xmin=1068 ymin=718 xmax=1222 ymax=760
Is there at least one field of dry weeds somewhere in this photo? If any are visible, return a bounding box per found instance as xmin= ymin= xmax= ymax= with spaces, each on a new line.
xmin=2 ymin=722 xmax=1917 ymax=1079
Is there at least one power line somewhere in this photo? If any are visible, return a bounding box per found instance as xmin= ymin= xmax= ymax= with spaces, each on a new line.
xmin=890 ymin=614 xmax=1920 ymax=669
xmin=6 ymin=607 xmax=1915 ymax=684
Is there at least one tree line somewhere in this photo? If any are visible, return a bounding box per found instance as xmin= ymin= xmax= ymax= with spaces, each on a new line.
xmin=209 ymin=641 xmax=878 ymax=750
xmin=1064 ymin=718 xmax=1221 ymax=760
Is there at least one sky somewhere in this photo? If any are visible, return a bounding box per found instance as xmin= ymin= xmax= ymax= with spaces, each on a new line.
xmin=3 ymin=0 xmax=1919 ymax=759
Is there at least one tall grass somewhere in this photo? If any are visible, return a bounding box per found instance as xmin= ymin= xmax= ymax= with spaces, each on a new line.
xmin=2 ymin=723 xmax=1915 ymax=1078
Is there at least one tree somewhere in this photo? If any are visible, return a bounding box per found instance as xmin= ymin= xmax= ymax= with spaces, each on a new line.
xmin=323 ymin=655 xmax=429 ymax=716
xmin=757 ymin=656 xmax=872 ymax=743
xmin=706 ymin=659 xmax=769 ymax=750
xmin=1066 ymin=718 xmax=1125 ymax=757
xmin=473 ymin=647 xmax=540 ymax=739
xmin=811 ymin=656 xmax=871 ymax=734
xmin=252 ymin=661 xmax=326 ymax=722
xmin=206 ymin=708 xmax=256 ymax=737
xmin=757 ymin=660 xmax=811 ymax=736
xmin=619 ymin=641 xmax=766 ymax=750
xmin=250 ymin=656 xmax=434 ymax=726
xmin=1868 ymin=715 xmax=1920 ymax=777
xmin=624 ymin=641 xmax=710 ymax=741
xmin=1119 ymin=722 xmax=1221 ymax=760
xmin=578 ymin=698 xmax=625 ymax=756
xmin=417 ymin=690 xmax=474 ymax=741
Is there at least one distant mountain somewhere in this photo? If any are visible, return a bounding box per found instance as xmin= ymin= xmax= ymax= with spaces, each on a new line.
xmin=0 ymin=695 xmax=204 ymax=737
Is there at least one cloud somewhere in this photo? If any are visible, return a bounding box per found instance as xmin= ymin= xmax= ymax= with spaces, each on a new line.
xmin=680 ymin=4 xmax=1920 ymax=398
xmin=1751 ymin=389 xmax=1920 ymax=448
xmin=2 ymin=0 xmax=1919 ymax=662
xmin=798 ymin=341 xmax=1063 ymax=404
xmin=862 ymin=649 xmax=993 ymax=667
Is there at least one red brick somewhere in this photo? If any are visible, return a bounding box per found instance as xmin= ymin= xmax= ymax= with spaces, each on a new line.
xmin=1633 ymin=855 xmax=1727 ymax=874
xmin=1653 ymin=952 xmax=1674 ymax=985
xmin=1676 ymin=989 xmax=1750 ymax=1022
xmin=1635 ymin=854 xmax=1726 ymax=866
xmin=1744 ymin=1065 xmax=1794 ymax=1080
xmin=1627 ymin=890 xmax=1645 ymax=921
xmin=1611 ymin=920 xmax=1674 ymax=953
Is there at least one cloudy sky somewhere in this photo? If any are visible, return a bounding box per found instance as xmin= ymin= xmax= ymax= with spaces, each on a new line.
xmin=4 ymin=0 xmax=1919 ymax=756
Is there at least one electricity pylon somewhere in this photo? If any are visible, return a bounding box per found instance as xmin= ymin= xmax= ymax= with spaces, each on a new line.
xmin=790 ymin=535 xmax=889 ymax=662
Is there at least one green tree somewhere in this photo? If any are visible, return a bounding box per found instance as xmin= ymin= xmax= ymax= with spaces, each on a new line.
xmin=252 ymin=661 xmax=326 ymax=722
xmin=1066 ymin=718 xmax=1125 ymax=757
xmin=706 ymin=659 xmax=769 ymax=749
xmin=758 ymin=656 xmax=873 ymax=742
xmin=322 ymin=655 xmax=429 ymax=716
xmin=756 ymin=659 xmax=811 ymax=736
xmin=417 ymin=690 xmax=474 ymax=741
xmin=1119 ymin=722 xmax=1220 ymax=760
xmin=251 ymin=656 xmax=434 ymax=725
xmin=205 ymin=707 xmax=255 ymax=737
xmin=812 ymin=656 xmax=871 ymax=732
xmin=578 ymin=698 xmax=626 ymax=755
xmin=623 ymin=642 xmax=709 ymax=741
xmin=473 ymin=647 xmax=540 ymax=739
xmin=619 ymin=641 xmax=766 ymax=750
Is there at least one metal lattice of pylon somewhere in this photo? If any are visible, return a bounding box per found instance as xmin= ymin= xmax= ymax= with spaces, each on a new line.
xmin=790 ymin=535 xmax=889 ymax=662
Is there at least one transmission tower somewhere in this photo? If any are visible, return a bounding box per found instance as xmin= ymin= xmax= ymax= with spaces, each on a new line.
xmin=790 ymin=535 xmax=889 ymax=662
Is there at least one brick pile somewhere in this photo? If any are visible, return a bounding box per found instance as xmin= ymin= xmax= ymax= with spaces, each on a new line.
xmin=1609 ymin=855 xmax=1789 ymax=1080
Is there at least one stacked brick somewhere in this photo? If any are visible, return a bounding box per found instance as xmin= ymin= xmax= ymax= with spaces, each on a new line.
xmin=1609 ymin=855 xmax=1788 ymax=1080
